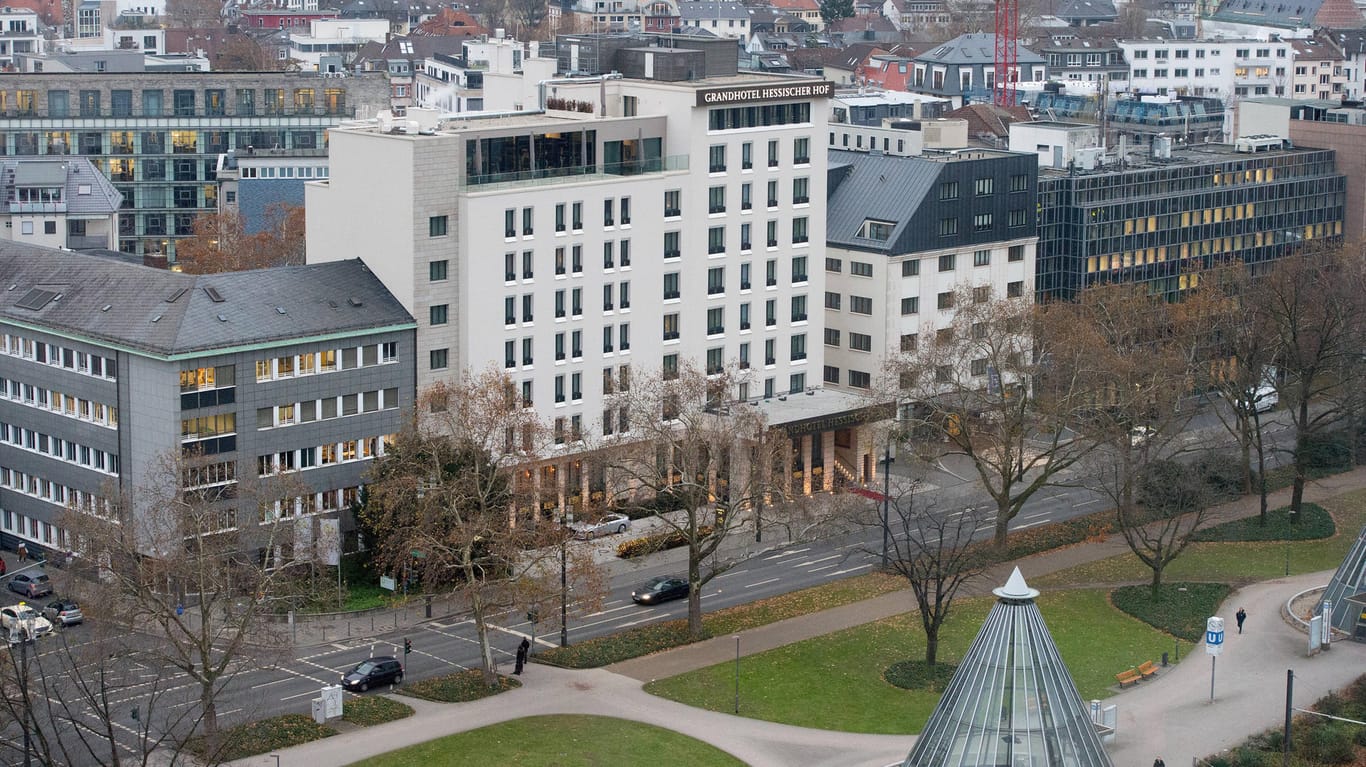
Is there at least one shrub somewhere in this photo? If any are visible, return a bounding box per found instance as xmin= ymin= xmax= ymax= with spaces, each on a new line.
xmin=192 ymin=714 xmax=336 ymax=762
xmin=1297 ymin=431 xmax=1352 ymax=474
xmin=539 ymin=620 xmax=698 ymax=668
xmin=616 ymin=526 xmax=714 ymax=559
xmin=1195 ymin=452 xmax=1248 ymax=502
xmin=341 ymin=696 xmax=414 ymax=727
xmin=883 ymin=660 xmax=956 ymax=691
xmin=1300 ymin=722 xmax=1356 ymax=764
xmin=1111 ymin=582 xmax=1232 ymax=641
xmin=400 ymin=670 xmax=521 ymax=702
xmin=1193 ymin=503 xmax=1334 ymax=542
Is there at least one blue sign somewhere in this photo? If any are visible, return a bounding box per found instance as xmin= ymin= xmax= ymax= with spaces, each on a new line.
xmin=1205 ymin=616 xmax=1225 ymax=656
xmin=1206 ymin=628 xmax=1223 ymax=644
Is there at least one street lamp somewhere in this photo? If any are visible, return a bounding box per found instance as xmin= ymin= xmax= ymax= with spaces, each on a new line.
xmin=880 ymin=442 xmax=893 ymax=568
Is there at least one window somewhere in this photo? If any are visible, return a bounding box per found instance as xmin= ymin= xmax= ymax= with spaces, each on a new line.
xmin=1008 ymin=245 xmax=1025 ymax=262
xmin=1007 ymin=281 xmax=1024 ymax=298
xmin=1009 ymin=209 xmax=1027 ymax=227
xmin=939 ymin=218 xmax=958 ymax=236
xmin=937 ymin=291 xmax=955 ymax=310
xmin=768 ymin=139 xmax=779 ymax=167
xmin=973 ymin=213 xmax=993 ymax=230
xmin=664 ymin=231 xmax=681 ymax=259
xmin=850 ymin=261 xmax=873 ymax=278
xmin=766 ymin=259 xmax=777 ymax=287
xmin=430 ymin=304 xmax=448 ymax=325
xmin=850 ymin=296 xmax=872 ymax=315
xmin=900 ymin=333 xmax=918 ymax=352
xmin=602 ymin=326 xmax=614 ymax=353
xmin=708 ymin=266 xmax=725 ymax=295
xmin=825 ymin=291 xmax=841 ymax=310
xmin=767 ymin=220 xmax=778 ymax=248
xmin=572 ymin=201 xmax=583 ymax=230
xmin=663 ymin=272 xmax=680 ymax=300
xmin=740 ymin=303 xmax=751 ymax=330
xmin=975 ymin=177 xmax=993 ymax=196
xmin=603 ymin=284 xmax=614 ymax=311
xmin=604 ymin=199 xmax=614 ymax=226
xmin=973 ymin=249 xmax=990 ymax=267
xmin=824 ymin=365 xmax=840 ymax=383
xmin=766 ymin=298 xmax=777 ymax=327
xmin=707 ymin=307 xmax=725 ymax=335
xmin=522 ymin=250 xmax=534 ymax=279
xmin=663 ymin=313 xmax=680 ymax=340
xmin=849 ymin=332 xmax=872 ymax=352
xmin=662 ymin=353 xmax=679 ymax=379
xmin=741 ymin=262 xmax=752 ymax=290
xmin=791 ymin=256 xmax=807 ymax=283
xmin=972 ymin=286 xmax=990 ymax=303
xmin=429 ymin=348 xmax=448 ymax=370
xmin=971 ymin=358 xmax=989 ymax=377
xmin=939 ymin=181 xmax=959 ymax=200
xmin=522 ymin=294 xmax=533 ymax=322
xmin=901 ymin=295 xmax=920 ymax=315
xmin=741 ymin=142 xmax=753 ymax=169
xmin=792 ymin=177 xmax=809 ymax=204
xmin=791 ymin=295 xmax=807 ymax=322
xmin=792 ymin=217 xmax=809 ymax=245
xmin=521 ymin=207 xmax=533 ymax=236
xmin=555 ymin=203 xmax=566 ymax=232
xmin=826 ymin=258 xmax=842 ymax=273
xmin=706 ymin=347 xmax=724 ymax=374
xmin=741 ymin=183 xmax=752 ymax=211
xmin=848 ymin=370 xmax=871 ymax=389
xmin=505 ymin=253 xmax=516 ymax=282
xmin=709 ymin=144 xmax=726 ymax=173
xmin=708 ymin=226 xmax=725 ymax=255
xmin=824 ymin=328 xmax=841 ymax=346
xmin=1010 ymin=174 xmax=1028 ymax=192
xmin=767 ymin=180 xmax=779 ymax=208
xmin=790 ymin=334 xmax=807 ymax=362
xmin=901 ymin=259 xmax=921 ymax=277
xmin=709 ymin=185 xmax=726 ymax=214
xmin=504 ymin=208 xmax=516 ymax=238
xmin=939 ymin=254 xmax=956 ymax=272
xmin=794 ymin=137 xmax=809 ymax=164
xmin=664 ymin=190 xmax=681 ymax=218
xmin=522 ymin=338 xmax=534 ymax=366
xmin=603 ymin=241 xmax=614 ymax=269
xmin=429 ymin=260 xmax=448 ymax=281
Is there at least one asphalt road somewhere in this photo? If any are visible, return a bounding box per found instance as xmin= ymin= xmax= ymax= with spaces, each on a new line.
xmin=0 ymin=401 xmax=1304 ymax=765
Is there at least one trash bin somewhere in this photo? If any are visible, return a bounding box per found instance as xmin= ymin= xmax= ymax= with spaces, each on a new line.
xmin=1161 ymin=652 xmax=1169 ymax=667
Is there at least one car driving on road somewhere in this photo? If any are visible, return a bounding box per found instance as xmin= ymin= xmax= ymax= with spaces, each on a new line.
xmin=631 ymin=576 xmax=689 ymax=605
xmin=568 ymin=512 xmax=631 ymax=540
xmin=341 ymin=656 xmax=403 ymax=692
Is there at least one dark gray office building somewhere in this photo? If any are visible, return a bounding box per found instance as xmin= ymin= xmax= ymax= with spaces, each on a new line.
xmin=1035 ymin=143 xmax=1345 ymax=301
xmin=0 ymin=245 xmax=415 ymax=557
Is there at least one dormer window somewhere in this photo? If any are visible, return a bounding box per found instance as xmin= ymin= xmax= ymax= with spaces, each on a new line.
xmin=857 ymin=219 xmax=895 ymax=241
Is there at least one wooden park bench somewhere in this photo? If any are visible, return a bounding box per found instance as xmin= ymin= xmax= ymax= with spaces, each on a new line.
xmin=1137 ymin=660 xmax=1160 ymax=679
xmin=1115 ymin=668 xmax=1142 ymax=688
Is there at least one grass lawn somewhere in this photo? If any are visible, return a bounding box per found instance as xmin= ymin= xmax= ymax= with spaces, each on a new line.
xmin=342 ymin=695 xmax=414 ymax=727
xmin=1034 ymin=490 xmax=1366 ymax=590
xmin=644 ymin=589 xmax=1188 ymax=735
xmin=351 ymin=714 xmax=746 ymax=767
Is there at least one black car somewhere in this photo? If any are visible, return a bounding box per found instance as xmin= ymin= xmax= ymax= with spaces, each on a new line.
xmin=631 ymin=576 xmax=689 ymax=605
xmin=341 ymin=656 xmax=403 ymax=692
xmin=8 ymin=573 xmax=52 ymax=599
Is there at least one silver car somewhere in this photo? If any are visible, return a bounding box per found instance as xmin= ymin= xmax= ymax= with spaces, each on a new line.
xmin=567 ymin=512 xmax=631 ymax=540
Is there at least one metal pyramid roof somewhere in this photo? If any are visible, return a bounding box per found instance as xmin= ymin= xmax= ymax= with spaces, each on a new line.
xmin=1317 ymin=524 xmax=1366 ymax=636
xmin=903 ymin=568 xmax=1114 ymax=767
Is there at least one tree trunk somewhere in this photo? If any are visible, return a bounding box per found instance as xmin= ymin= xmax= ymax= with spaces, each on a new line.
xmin=1290 ymin=396 xmax=1311 ymax=519
xmin=1254 ymin=420 xmax=1269 ymax=525
xmin=472 ymin=601 xmax=498 ymax=687
xmin=686 ymin=553 xmax=704 ymax=640
xmin=1149 ymin=563 xmax=1164 ymax=601
xmin=924 ymin=628 xmax=939 ymax=667
xmin=199 ymin=680 xmax=220 ymax=757
xmin=992 ymin=496 xmax=1012 ymax=551
xmin=1239 ymin=429 xmax=1254 ymax=496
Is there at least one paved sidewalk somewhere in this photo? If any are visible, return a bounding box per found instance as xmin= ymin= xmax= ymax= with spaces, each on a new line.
xmin=226 ymin=467 xmax=1366 ymax=766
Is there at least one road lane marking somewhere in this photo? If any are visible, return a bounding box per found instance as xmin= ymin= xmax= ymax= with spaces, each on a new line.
xmin=1072 ymin=498 xmax=1102 ymax=507
xmin=1013 ymin=520 xmax=1049 ymax=530
xmin=744 ymin=578 xmax=780 ymax=589
xmin=827 ymin=564 xmax=872 ymax=576
xmin=796 ymin=554 xmax=841 ymax=567
xmin=763 ymin=548 xmax=811 ymax=560
xmin=807 ymin=563 xmax=841 ymax=573
xmin=714 ymin=569 xmax=749 ymax=579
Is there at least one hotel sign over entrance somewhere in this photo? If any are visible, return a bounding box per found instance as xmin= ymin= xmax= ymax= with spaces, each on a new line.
xmin=696 ymin=81 xmax=834 ymax=107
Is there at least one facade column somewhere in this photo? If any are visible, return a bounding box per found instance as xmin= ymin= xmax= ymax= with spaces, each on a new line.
xmin=822 ymin=430 xmax=836 ymax=491
xmin=800 ymin=434 xmax=813 ymax=495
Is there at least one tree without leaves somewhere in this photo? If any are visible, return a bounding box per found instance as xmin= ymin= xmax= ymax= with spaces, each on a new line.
xmin=1125 ymin=460 xmax=1214 ymax=599
xmin=59 ymin=452 xmax=309 ymax=759
xmin=865 ymin=481 xmax=990 ymax=666
xmin=819 ymin=0 xmax=855 ymax=26
xmin=593 ymin=363 xmax=786 ymax=640
xmin=889 ymin=288 xmax=1093 ymax=551
xmin=176 ymin=203 xmax=306 ymax=274
xmin=1258 ymin=246 xmax=1365 ymax=518
xmin=360 ymin=370 xmax=597 ymax=685
xmin=215 ymin=34 xmax=278 ymax=71
xmin=165 ymin=0 xmax=222 ymax=29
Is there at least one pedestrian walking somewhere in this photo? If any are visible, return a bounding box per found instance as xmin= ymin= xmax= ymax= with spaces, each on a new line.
xmin=514 ymin=637 xmax=530 ymax=675
xmin=1236 ymin=607 xmax=1247 ymax=634
xmin=1153 ymin=758 xmax=1166 ymax=767
xmin=16 ymin=542 xmax=27 ymax=562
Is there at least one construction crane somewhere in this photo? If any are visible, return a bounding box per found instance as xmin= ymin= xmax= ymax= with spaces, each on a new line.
xmin=994 ymin=0 xmax=1019 ymax=107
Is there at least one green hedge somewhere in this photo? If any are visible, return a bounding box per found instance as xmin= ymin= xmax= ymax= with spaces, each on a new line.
xmin=341 ymin=695 xmax=414 ymax=727
xmin=883 ymin=660 xmax=957 ymax=691
xmin=399 ymin=669 xmax=520 ymax=702
xmin=1110 ymin=582 xmax=1231 ymax=642
xmin=1193 ymin=502 xmax=1334 ymax=542
xmin=192 ymin=714 xmax=336 ymax=762
xmin=538 ymin=620 xmax=698 ymax=668
xmin=616 ymin=526 xmax=714 ymax=559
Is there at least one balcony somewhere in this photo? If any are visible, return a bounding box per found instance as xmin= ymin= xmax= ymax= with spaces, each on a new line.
xmin=67 ymin=234 xmax=109 ymax=250
xmin=664 ymin=249 xmax=680 ymax=259
xmin=466 ymin=155 xmax=688 ymax=189
xmin=793 ymin=196 xmax=809 ymax=204
xmin=664 ymin=208 xmax=681 ymax=218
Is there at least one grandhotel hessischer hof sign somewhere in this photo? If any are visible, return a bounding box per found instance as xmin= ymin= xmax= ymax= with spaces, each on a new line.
xmin=696 ymin=81 xmax=835 ymax=107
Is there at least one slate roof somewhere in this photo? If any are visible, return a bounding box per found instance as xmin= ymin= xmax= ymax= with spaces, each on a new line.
xmin=1211 ymin=0 xmax=1364 ymax=29
xmin=1056 ymin=0 xmax=1118 ymax=20
xmin=677 ymin=1 xmax=751 ymax=21
xmin=917 ymin=32 xmax=1045 ymax=65
xmin=826 ymin=149 xmax=940 ymax=254
xmin=0 ymin=246 xmax=414 ymax=357
xmin=0 ymin=157 xmax=121 ymax=217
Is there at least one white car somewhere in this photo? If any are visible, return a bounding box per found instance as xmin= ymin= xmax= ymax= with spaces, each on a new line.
xmin=1129 ymin=426 xmax=1156 ymax=447
xmin=1 ymin=603 xmax=54 ymax=643
xmin=568 ymin=513 xmax=631 ymax=540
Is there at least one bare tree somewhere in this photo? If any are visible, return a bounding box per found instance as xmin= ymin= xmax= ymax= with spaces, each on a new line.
xmin=1258 ymin=246 xmax=1365 ymax=517
xmin=594 ymin=363 xmax=785 ymax=639
xmin=866 ymin=480 xmax=990 ymax=666
xmin=890 ymin=288 xmax=1092 ymax=551
xmin=359 ymin=370 xmax=591 ymax=686
xmin=61 ymin=451 xmax=309 ymax=759
xmin=1122 ymin=459 xmax=1214 ymax=598
xmin=165 ymin=0 xmax=222 ymax=29
xmin=176 ymin=203 xmax=306 ymax=275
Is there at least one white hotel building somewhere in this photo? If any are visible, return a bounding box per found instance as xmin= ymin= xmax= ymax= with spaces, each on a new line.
xmin=308 ymin=34 xmax=892 ymax=497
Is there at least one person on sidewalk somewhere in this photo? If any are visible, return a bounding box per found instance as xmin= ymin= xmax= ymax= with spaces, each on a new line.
xmin=16 ymin=542 xmax=27 ymax=562
xmin=1236 ymin=607 xmax=1247 ymax=634
xmin=514 ymin=638 xmax=530 ymax=675
xmin=1153 ymin=758 xmax=1165 ymax=767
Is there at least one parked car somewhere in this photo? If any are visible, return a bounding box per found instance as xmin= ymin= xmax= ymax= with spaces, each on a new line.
xmin=1 ymin=603 xmax=54 ymax=642
xmin=8 ymin=573 xmax=52 ymax=598
xmin=568 ymin=512 xmax=631 ymax=540
xmin=341 ymin=656 xmax=403 ymax=692
xmin=631 ymin=576 xmax=690 ymax=605
xmin=1129 ymin=426 xmax=1156 ymax=448
xmin=0 ymin=557 xmax=6 ymax=576
xmin=42 ymin=599 xmax=83 ymax=627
